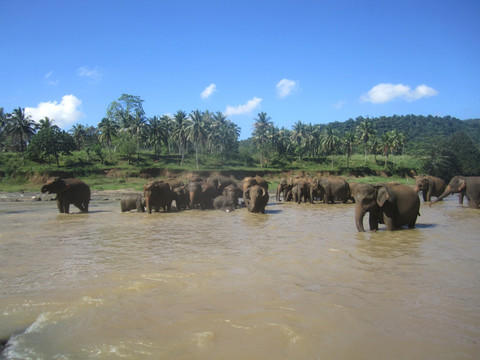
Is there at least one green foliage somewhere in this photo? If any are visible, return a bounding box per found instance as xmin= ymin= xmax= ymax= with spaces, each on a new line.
xmin=26 ymin=128 xmax=76 ymax=166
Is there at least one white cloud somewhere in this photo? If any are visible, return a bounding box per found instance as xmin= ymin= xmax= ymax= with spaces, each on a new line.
xmin=361 ymin=83 xmax=438 ymax=103
xmin=276 ymin=78 xmax=299 ymax=98
xmin=25 ymin=95 xmax=85 ymax=128
xmin=201 ymin=83 xmax=217 ymax=99
xmin=225 ymin=97 xmax=262 ymax=116
xmin=77 ymin=66 xmax=102 ymax=81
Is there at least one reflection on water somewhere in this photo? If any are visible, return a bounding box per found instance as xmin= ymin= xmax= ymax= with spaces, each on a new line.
xmin=0 ymin=196 xmax=479 ymax=359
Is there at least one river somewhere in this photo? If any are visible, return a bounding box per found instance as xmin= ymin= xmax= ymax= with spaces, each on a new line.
xmin=0 ymin=194 xmax=479 ymax=359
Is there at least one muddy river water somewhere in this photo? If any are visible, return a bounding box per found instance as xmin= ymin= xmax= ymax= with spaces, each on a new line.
xmin=0 ymin=194 xmax=479 ymax=359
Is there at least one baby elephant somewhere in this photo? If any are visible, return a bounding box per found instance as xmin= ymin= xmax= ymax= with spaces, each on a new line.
xmin=120 ymin=195 xmax=145 ymax=212
xmin=213 ymin=195 xmax=235 ymax=212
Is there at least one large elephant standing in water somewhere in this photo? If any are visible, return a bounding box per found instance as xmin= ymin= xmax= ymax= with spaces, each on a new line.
xmin=143 ymin=181 xmax=173 ymax=213
xmin=430 ymin=176 xmax=480 ymax=209
xmin=244 ymin=185 xmax=269 ymax=213
xmin=354 ymin=183 xmax=420 ymax=232
xmin=41 ymin=177 xmax=90 ymax=213
xmin=414 ymin=175 xmax=446 ymax=202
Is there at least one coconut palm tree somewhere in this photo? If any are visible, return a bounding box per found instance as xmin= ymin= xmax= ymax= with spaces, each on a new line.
xmin=148 ymin=116 xmax=162 ymax=156
xmin=321 ymin=126 xmax=340 ymax=170
xmin=290 ymin=120 xmax=307 ymax=162
xmin=172 ymin=110 xmax=188 ymax=166
xmin=159 ymin=115 xmax=174 ymax=154
xmin=356 ymin=117 xmax=376 ymax=165
xmin=343 ymin=131 xmax=356 ymax=169
xmin=186 ymin=110 xmax=208 ymax=169
xmin=98 ymin=117 xmax=119 ymax=160
xmin=70 ymin=124 xmax=87 ymax=151
xmin=38 ymin=117 xmax=59 ymax=131
xmin=6 ymin=107 xmax=37 ymax=163
xmin=252 ymin=112 xmax=273 ymax=167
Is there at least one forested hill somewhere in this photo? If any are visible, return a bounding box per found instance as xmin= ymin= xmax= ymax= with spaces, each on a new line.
xmin=327 ymin=115 xmax=480 ymax=146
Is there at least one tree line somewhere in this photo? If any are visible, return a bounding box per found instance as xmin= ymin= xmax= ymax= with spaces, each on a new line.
xmin=1 ymin=93 xmax=479 ymax=179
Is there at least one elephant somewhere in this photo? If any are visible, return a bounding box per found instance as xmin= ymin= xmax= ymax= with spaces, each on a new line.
xmin=172 ymin=185 xmax=189 ymax=210
xmin=294 ymin=179 xmax=313 ymax=204
xmin=41 ymin=177 xmax=90 ymax=213
xmin=414 ymin=175 xmax=446 ymax=202
xmin=313 ymin=177 xmax=350 ymax=204
xmin=217 ymin=176 xmax=237 ymax=192
xmin=213 ymin=195 xmax=235 ymax=212
xmin=276 ymin=178 xmax=293 ymax=202
xmin=244 ymin=185 xmax=269 ymax=213
xmin=243 ymin=176 xmax=269 ymax=197
xmin=143 ymin=181 xmax=174 ymax=213
xmin=200 ymin=181 xmax=220 ymax=209
xmin=222 ymin=184 xmax=243 ymax=208
xmin=355 ymin=183 xmax=420 ymax=232
xmin=348 ymin=182 xmax=360 ymax=203
xmin=186 ymin=182 xmax=203 ymax=209
xmin=430 ymin=176 xmax=480 ymax=208
xmin=120 ymin=194 xmax=145 ymax=212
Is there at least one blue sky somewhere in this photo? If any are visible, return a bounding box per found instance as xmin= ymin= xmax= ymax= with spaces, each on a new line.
xmin=1 ymin=0 xmax=479 ymax=139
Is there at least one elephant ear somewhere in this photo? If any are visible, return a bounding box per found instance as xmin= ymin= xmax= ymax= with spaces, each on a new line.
xmin=376 ymin=185 xmax=390 ymax=207
xmin=458 ymin=178 xmax=466 ymax=191
xmin=244 ymin=188 xmax=251 ymax=200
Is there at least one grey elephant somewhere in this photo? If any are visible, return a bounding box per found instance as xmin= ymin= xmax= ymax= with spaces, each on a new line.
xmin=143 ymin=181 xmax=173 ymax=213
xmin=120 ymin=194 xmax=145 ymax=212
xmin=242 ymin=175 xmax=269 ymax=197
xmin=244 ymin=185 xmax=269 ymax=213
xmin=414 ymin=175 xmax=446 ymax=202
xmin=313 ymin=177 xmax=350 ymax=204
xmin=213 ymin=195 xmax=235 ymax=212
xmin=355 ymin=183 xmax=420 ymax=231
xmin=41 ymin=177 xmax=90 ymax=213
xmin=276 ymin=178 xmax=293 ymax=201
xmin=222 ymin=184 xmax=243 ymax=208
xmin=430 ymin=176 xmax=480 ymax=208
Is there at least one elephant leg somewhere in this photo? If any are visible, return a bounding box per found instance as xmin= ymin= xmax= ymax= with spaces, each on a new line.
xmin=56 ymin=200 xmax=65 ymax=213
xmin=368 ymin=213 xmax=379 ymax=231
xmin=74 ymin=203 xmax=86 ymax=212
xmin=383 ymin=215 xmax=395 ymax=231
xmin=64 ymin=202 xmax=70 ymax=214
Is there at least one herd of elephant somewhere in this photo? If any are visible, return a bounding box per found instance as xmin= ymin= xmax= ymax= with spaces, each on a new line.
xmin=40 ymin=174 xmax=480 ymax=232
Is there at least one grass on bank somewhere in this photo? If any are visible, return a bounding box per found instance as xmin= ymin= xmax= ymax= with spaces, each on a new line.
xmin=0 ymin=151 xmax=422 ymax=193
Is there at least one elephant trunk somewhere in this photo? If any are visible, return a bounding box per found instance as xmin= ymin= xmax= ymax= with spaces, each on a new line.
xmin=431 ymin=185 xmax=453 ymax=204
xmin=355 ymin=205 xmax=366 ymax=232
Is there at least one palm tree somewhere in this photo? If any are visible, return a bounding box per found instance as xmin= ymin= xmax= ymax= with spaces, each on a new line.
xmin=356 ymin=117 xmax=375 ymax=165
xmin=0 ymin=107 xmax=9 ymax=153
xmin=38 ymin=117 xmax=59 ymax=131
xmin=131 ymin=112 xmax=147 ymax=161
xmin=186 ymin=110 xmax=208 ymax=169
xmin=290 ymin=121 xmax=307 ymax=162
xmin=6 ymin=107 xmax=37 ymax=163
xmin=172 ymin=110 xmax=188 ymax=166
xmin=343 ymin=131 xmax=356 ymax=169
xmin=159 ymin=115 xmax=174 ymax=154
xmin=252 ymin=112 xmax=273 ymax=167
xmin=321 ymin=126 xmax=340 ymax=170
xmin=388 ymin=130 xmax=405 ymax=166
xmin=70 ymin=124 xmax=87 ymax=151
xmin=98 ymin=117 xmax=119 ymax=160
xmin=148 ymin=116 xmax=162 ymax=156
xmin=381 ymin=132 xmax=393 ymax=168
